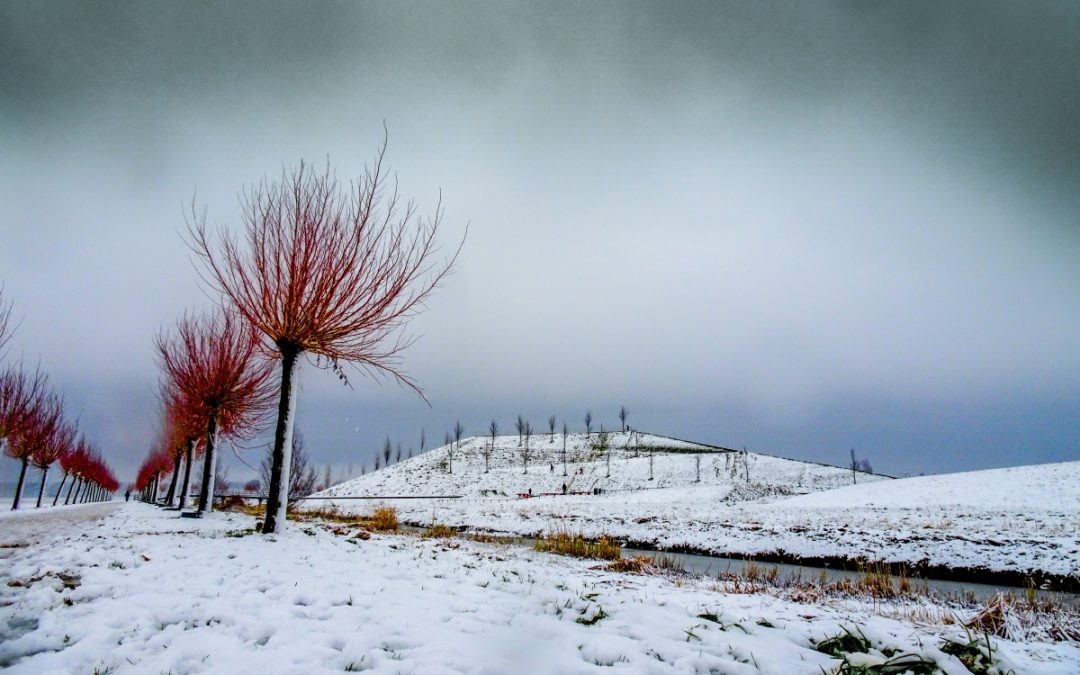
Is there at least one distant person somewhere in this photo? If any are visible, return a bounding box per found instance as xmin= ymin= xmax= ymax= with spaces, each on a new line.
xmin=124 ymin=490 xmax=130 ymax=502
xmin=561 ymin=483 xmax=566 ymax=495
xmin=528 ymin=488 xmax=532 ymax=497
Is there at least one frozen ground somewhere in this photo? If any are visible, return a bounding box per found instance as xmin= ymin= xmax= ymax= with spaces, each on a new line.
xmin=319 ymin=436 xmax=1080 ymax=579
xmin=2 ymin=503 xmax=1077 ymax=674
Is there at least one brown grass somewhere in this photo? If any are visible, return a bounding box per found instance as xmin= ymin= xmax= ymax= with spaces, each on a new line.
xmin=605 ymin=556 xmax=650 ymax=573
xmin=534 ymin=531 xmax=621 ymax=561
xmin=423 ymin=523 xmax=458 ymax=538
xmin=366 ymin=506 xmax=399 ymax=532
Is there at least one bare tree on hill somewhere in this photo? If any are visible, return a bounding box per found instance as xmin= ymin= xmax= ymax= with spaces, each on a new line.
xmin=485 ymin=419 xmax=497 ymax=473
xmin=619 ymin=405 xmax=628 ymax=432
xmin=521 ymin=421 xmax=533 ymax=474
xmin=584 ymin=411 xmax=592 ymax=436
xmin=548 ymin=415 xmax=556 ymax=441
xmin=515 ymin=415 xmax=525 ymax=446
xmin=561 ymin=422 xmax=568 ymax=476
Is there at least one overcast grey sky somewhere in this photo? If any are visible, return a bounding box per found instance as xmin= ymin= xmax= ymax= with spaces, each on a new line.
xmin=2 ymin=1 xmax=1078 ymax=484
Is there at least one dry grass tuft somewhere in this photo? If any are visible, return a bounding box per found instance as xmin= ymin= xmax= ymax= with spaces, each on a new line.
xmin=423 ymin=523 xmax=458 ymax=538
xmin=534 ymin=531 xmax=621 ymax=561
xmin=366 ymin=506 xmax=400 ymax=532
xmin=605 ymin=555 xmax=653 ymax=573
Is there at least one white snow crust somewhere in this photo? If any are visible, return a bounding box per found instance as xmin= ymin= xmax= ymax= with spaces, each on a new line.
xmin=2 ymin=503 xmax=1077 ymax=674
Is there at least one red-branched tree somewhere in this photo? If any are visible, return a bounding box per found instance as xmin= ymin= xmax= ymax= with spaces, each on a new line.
xmin=53 ymin=436 xmax=85 ymax=506
xmin=0 ymin=365 xmax=46 ymax=453
xmin=31 ymin=416 xmax=76 ymax=508
xmin=155 ymin=310 xmax=274 ymax=514
xmin=161 ymin=386 xmax=204 ymax=509
xmin=189 ymin=146 xmax=463 ymax=533
xmin=7 ymin=390 xmax=63 ymax=509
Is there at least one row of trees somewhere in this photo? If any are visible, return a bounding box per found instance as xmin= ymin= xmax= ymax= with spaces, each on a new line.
xmin=1 ymin=289 xmax=118 ymax=508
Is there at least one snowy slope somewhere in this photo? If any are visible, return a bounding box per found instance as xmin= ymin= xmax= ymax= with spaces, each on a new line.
xmin=318 ymin=441 xmax=1080 ymax=577
xmin=319 ymin=431 xmax=884 ymax=499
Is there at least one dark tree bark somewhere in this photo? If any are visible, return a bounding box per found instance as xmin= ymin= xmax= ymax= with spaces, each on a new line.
xmin=263 ymin=344 xmax=299 ymax=533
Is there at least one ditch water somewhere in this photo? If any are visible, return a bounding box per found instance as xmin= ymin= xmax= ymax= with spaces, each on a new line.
xmin=406 ymin=525 xmax=1079 ymax=607
xmin=620 ymin=546 xmax=1079 ymax=608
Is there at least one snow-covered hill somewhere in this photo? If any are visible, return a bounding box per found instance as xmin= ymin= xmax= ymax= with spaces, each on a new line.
xmin=317 ymin=431 xmax=885 ymax=499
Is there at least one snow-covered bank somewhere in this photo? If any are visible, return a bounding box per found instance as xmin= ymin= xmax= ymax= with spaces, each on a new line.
xmin=319 ymin=438 xmax=1080 ymax=580
xmin=3 ymin=503 xmax=1077 ymax=673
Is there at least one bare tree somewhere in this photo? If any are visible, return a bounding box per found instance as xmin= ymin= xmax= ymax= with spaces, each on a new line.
xmin=619 ymin=405 xmax=628 ymax=432
xmin=521 ymin=421 xmax=533 ymax=474
xmin=453 ymin=420 xmax=464 ymax=454
xmin=694 ymin=454 xmax=701 ymax=483
xmin=850 ymin=448 xmax=857 ymax=484
xmin=260 ymin=432 xmax=316 ymax=507
xmin=0 ymin=365 xmax=47 ymax=466
xmin=548 ymin=415 xmax=556 ymax=441
xmin=31 ymin=417 xmax=76 ymax=508
xmin=515 ymin=414 xmax=525 ymax=446
xmin=420 ymin=428 xmax=426 ymax=453
xmin=561 ymin=422 xmax=568 ymax=476
xmin=155 ymin=310 xmax=274 ymax=514
xmin=189 ymin=144 xmax=463 ymax=534
xmin=374 ymin=455 xmax=382 ymax=471
xmin=395 ymin=446 xmax=402 ymax=463
xmin=445 ymin=431 xmax=453 ymax=473
xmin=323 ymin=464 xmax=333 ymax=489
xmin=7 ymin=390 xmax=62 ymax=510
xmin=485 ymin=419 xmax=496 ymax=473
xmin=648 ymin=451 xmax=654 ymax=481
xmin=584 ymin=411 xmax=592 ymax=436
xmin=383 ymin=438 xmax=392 ymax=467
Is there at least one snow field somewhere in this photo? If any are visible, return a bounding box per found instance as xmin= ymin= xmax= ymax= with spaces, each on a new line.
xmin=319 ymin=437 xmax=1080 ymax=578
xmin=3 ymin=503 xmax=1077 ymax=673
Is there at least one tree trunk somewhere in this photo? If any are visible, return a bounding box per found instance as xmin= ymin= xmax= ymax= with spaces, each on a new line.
xmin=179 ymin=438 xmax=195 ymax=509
xmin=53 ymin=471 xmax=68 ymax=506
xmin=73 ymin=479 xmax=83 ymax=503
xmin=198 ymin=411 xmax=219 ymax=513
xmin=35 ymin=466 xmax=48 ymax=508
xmin=65 ymin=476 xmax=78 ymax=505
xmin=263 ymin=345 xmax=300 ymax=534
xmin=11 ymin=457 xmax=29 ymax=510
xmin=164 ymin=449 xmax=181 ymax=505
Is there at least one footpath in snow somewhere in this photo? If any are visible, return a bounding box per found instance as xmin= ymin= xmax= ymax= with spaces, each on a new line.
xmin=1 ymin=502 xmax=1078 ymax=674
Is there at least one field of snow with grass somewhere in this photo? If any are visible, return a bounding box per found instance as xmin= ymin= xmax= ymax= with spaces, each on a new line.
xmin=318 ymin=434 xmax=1080 ymax=582
xmin=3 ymin=502 xmax=1078 ymax=674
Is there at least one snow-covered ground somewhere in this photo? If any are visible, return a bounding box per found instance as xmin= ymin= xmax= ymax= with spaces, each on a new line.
xmin=2 ymin=503 xmax=1077 ymax=674
xmin=318 ymin=435 xmax=1080 ymax=579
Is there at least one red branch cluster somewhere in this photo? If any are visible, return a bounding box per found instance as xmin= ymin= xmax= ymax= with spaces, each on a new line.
xmin=188 ymin=148 xmax=463 ymax=391
xmin=155 ymin=310 xmax=275 ymax=439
